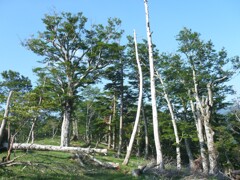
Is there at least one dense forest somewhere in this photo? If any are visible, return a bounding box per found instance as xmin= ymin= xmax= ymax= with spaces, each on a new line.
xmin=0 ymin=1 xmax=240 ymax=179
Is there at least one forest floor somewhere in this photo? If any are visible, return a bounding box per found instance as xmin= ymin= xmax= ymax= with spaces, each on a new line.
xmin=0 ymin=138 xmax=226 ymax=179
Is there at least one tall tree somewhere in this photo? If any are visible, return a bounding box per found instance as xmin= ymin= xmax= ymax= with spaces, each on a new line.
xmin=144 ymin=0 xmax=164 ymax=169
xmin=177 ymin=28 xmax=236 ymax=174
xmin=24 ymin=12 xmax=123 ymax=146
xmin=123 ymin=30 xmax=143 ymax=165
xmin=0 ymin=70 xmax=32 ymax=147
xmin=155 ymin=53 xmax=182 ymax=169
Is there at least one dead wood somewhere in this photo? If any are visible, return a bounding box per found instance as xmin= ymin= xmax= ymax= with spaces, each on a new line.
xmin=12 ymin=143 xmax=107 ymax=154
xmin=73 ymin=153 xmax=119 ymax=169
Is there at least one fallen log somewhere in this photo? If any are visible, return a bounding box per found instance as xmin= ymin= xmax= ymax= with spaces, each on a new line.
xmin=12 ymin=143 xmax=107 ymax=154
xmin=73 ymin=153 xmax=119 ymax=169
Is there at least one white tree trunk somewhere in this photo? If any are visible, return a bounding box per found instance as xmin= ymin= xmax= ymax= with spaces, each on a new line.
xmin=191 ymin=66 xmax=210 ymax=174
xmin=107 ymin=115 xmax=112 ymax=149
xmin=0 ymin=91 xmax=13 ymax=145
xmin=144 ymin=0 xmax=164 ymax=169
xmin=155 ymin=71 xmax=181 ymax=169
xmin=189 ymin=98 xmax=209 ymax=174
xmin=204 ymin=118 xmax=217 ymax=174
xmin=26 ymin=119 xmax=36 ymax=144
xmin=165 ymin=95 xmax=181 ymax=169
xmin=61 ymin=104 xmax=71 ymax=147
xmin=72 ymin=118 xmax=79 ymax=141
xmin=204 ymin=83 xmax=218 ymax=174
xmin=12 ymin=143 xmax=107 ymax=154
xmin=122 ymin=30 xmax=143 ymax=165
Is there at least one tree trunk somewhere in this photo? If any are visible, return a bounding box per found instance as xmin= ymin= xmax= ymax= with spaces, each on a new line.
xmin=142 ymin=105 xmax=149 ymax=160
xmin=204 ymin=83 xmax=218 ymax=174
xmin=26 ymin=119 xmax=36 ymax=144
xmin=155 ymin=70 xmax=181 ymax=169
xmin=181 ymin=99 xmax=194 ymax=170
xmin=112 ymin=94 xmax=117 ymax=150
xmin=117 ymin=60 xmax=124 ymax=157
xmin=164 ymin=94 xmax=181 ymax=169
xmin=85 ymin=105 xmax=90 ymax=144
xmin=190 ymin=98 xmax=209 ymax=174
xmin=136 ymin=123 xmax=141 ymax=157
xmin=184 ymin=138 xmax=194 ymax=170
xmin=60 ymin=101 xmax=71 ymax=147
xmin=12 ymin=143 xmax=107 ymax=154
xmin=71 ymin=118 xmax=79 ymax=141
xmin=123 ymin=30 xmax=143 ymax=165
xmin=144 ymin=0 xmax=164 ymax=169
xmin=191 ymin=65 xmax=209 ymax=174
xmin=85 ymin=103 xmax=95 ymax=144
xmin=107 ymin=115 xmax=112 ymax=149
xmin=0 ymin=91 xmax=13 ymax=145
xmin=204 ymin=118 xmax=217 ymax=174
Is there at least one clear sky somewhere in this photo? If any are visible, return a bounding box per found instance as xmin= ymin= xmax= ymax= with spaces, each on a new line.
xmin=0 ymin=0 xmax=239 ymax=99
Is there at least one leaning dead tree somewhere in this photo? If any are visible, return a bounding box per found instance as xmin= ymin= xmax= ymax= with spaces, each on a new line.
xmin=155 ymin=70 xmax=181 ymax=170
xmin=0 ymin=91 xmax=13 ymax=146
xmin=122 ymin=30 xmax=143 ymax=165
xmin=12 ymin=143 xmax=107 ymax=154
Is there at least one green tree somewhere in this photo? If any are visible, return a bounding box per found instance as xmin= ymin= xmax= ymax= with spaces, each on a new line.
xmin=24 ymin=12 xmax=123 ymax=146
xmin=177 ymin=27 xmax=236 ymax=174
xmin=0 ymin=70 xmax=32 ymax=147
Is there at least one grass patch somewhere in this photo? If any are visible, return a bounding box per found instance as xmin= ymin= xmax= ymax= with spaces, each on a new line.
xmin=0 ymin=138 xmax=221 ymax=179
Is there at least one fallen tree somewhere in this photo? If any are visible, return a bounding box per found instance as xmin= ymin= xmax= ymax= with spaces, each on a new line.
xmin=12 ymin=143 xmax=107 ymax=154
xmin=72 ymin=153 xmax=119 ymax=169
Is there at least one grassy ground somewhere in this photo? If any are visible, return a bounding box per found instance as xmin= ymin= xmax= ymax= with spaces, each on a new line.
xmin=0 ymin=138 xmax=148 ymax=179
xmin=0 ymin=138 xmax=222 ymax=179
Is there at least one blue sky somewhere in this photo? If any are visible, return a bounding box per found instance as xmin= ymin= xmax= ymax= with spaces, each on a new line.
xmin=0 ymin=0 xmax=239 ymax=99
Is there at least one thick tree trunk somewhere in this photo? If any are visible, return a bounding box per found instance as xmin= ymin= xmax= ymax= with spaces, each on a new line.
xmin=123 ymin=30 xmax=143 ymax=165
xmin=204 ymin=83 xmax=218 ymax=174
xmin=12 ymin=143 xmax=107 ymax=154
xmin=61 ymin=102 xmax=71 ymax=147
xmin=144 ymin=0 xmax=164 ymax=169
xmin=190 ymin=98 xmax=209 ymax=174
xmin=71 ymin=118 xmax=79 ymax=141
xmin=204 ymin=119 xmax=217 ymax=174
xmin=197 ymin=117 xmax=208 ymax=174
xmin=0 ymin=91 xmax=13 ymax=145
xmin=191 ymin=66 xmax=209 ymax=174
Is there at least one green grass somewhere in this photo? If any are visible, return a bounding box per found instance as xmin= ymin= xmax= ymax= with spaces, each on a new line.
xmin=0 ymin=150 xmax=140 ymax=180
xmin=0 ymin=138 xmax=221 ymax=179
xmin=0 ymin=138 xmax=148 ymax=179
